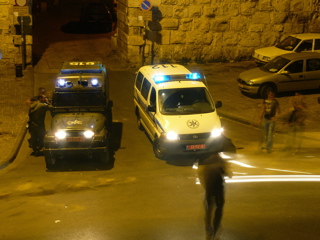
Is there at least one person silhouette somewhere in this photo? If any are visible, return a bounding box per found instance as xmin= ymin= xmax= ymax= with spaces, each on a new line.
xmin=197 ymin=153 xmax=233 ymax=238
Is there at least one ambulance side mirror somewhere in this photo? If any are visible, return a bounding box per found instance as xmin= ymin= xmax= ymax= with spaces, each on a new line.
xmin=215 ymin=101 xmax=222 ymax=108
xmin=147 ymin=105 xmax=156 ymax=112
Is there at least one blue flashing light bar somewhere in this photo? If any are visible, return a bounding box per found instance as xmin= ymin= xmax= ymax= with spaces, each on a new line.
xmin=153 ymin=75 xmax=170 ymax=83
xmin=186 ymin=73 xmax=202 ymax=80
xmin=153 ymin=73 xmax=202 ymax=83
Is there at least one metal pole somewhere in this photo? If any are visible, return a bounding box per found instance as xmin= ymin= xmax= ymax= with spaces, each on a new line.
xmin=21 ymin=16 xmax=26 ymax=70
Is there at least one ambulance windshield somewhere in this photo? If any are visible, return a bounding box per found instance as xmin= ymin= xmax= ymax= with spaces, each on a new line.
xmin=159 ymin=87 xmax=215 ymax=115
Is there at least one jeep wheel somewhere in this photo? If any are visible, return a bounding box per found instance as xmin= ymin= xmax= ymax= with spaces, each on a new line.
xmin=259 ymin=84 xmax=276 ymax=98
xmin=98 ymin=150 xmax=110 ymax=168
xmin=44 ymin=152 xmax=56 ymax=170
xmin=153 ymin=138 xmax=168 ymax=160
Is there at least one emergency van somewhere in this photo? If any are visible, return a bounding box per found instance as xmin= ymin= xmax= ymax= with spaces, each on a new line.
xmin=134 ymin=64 xmax=226 ymax=159
xmin=44 ymin=61 xmax=113 ymax=170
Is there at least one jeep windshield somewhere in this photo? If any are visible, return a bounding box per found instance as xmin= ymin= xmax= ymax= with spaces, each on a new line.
xmin=159 ymin=87 xmax=215 ymax=115
xmin=53 ymin=92 xmax=105 ymax=108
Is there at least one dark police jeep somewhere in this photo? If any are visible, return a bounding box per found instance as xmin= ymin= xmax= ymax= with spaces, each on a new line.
xmin=44 ymin=61 xmax=113 ymax=170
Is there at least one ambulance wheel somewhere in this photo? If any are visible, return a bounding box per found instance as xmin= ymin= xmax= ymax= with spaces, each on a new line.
xmin=45 ymin=153 xmax=56 ymax=170
xmin=153 ymin=138 xmax=168 ymax=160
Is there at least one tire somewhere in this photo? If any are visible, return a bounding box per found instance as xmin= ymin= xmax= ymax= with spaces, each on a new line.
xmin=98 ymin=149 xmax=110 ymax=169
xmin=44 ymin=152 xmax=56 ymax=170
xmin=259 ymin=84 xmax=276 ymax=98
xmin=153 ymin=138 xmax=168 ymax=160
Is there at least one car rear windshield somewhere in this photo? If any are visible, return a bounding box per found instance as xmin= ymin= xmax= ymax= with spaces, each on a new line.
xmin=159 ymin=87 xmax=215 ymax=115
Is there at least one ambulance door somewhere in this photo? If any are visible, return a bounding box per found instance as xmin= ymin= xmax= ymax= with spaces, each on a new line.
xmin=146 ymin=87 xmax=158 ymax=139
xmin=139 ymin=78 xmax=153 ymax=138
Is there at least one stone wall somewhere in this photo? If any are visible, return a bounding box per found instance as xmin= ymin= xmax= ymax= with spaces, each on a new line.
xmin=116 ymin=0 xmax=320 ymax=67
xmin=0 ymin=0 xmax=32 ymax=78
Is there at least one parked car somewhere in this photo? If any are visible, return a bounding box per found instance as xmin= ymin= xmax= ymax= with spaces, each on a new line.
xmin=252 ymin=33 xmax=320 ymax=65
xmin=238 ymin=52 xmax=320 ymax=98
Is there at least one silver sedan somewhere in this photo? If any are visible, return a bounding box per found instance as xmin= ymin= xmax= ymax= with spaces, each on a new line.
xmin=237 ymin=52 xmax=320 ymax=98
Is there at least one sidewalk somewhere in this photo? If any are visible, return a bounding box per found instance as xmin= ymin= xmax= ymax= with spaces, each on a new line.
xmin=0 ymin=61 xmax=319 ymax=169
xmin=0 ymin=65 xmax=34 ymax=169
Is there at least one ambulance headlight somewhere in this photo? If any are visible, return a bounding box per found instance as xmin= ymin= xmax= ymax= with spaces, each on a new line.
xmin=55 ymin=130 xmax=66 ymax=139
xmin=91 ymin=78 xmax=99 ymax=86
xmin=166 ymin=131 xmax=178 ymax=140
xmin=211 ymin=128 xmax=223 ymax=138
xmin=83 ymin=130 xmax=94 ymax=138
xmin=58 ymin=79 xmax=66 ymax=87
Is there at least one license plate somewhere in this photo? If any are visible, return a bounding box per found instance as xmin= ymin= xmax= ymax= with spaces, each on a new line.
xmin=186 ymin=144 xmax=206 ymax=150
xmin=66 ymin=137 xmax=84 ymax=142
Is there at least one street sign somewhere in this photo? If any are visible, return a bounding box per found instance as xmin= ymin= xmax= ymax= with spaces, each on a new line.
xmin=139 ymin=10 xmax=152 ymax=21
xmin=13 ymin=6 xmax=29 ymax=16
xmin=15 ymin=0 xmax=28 ymax=6
xmin=140 ymin=0 xmax=152 ymax=11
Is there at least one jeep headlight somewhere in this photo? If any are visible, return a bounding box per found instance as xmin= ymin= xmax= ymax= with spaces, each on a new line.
xmin=84 ymin=130 xmax=94 ymax=138
xmin=211 ymin=128 xmax=223 ymax=138
xmin=55 ymin=130 xmax=66 ymax=139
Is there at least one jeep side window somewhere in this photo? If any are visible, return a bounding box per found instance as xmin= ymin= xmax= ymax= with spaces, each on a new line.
xmin=135 ymin=72 xmax=144 ymax=91
xmin=141 ymin=79 xmax=151 ymax=100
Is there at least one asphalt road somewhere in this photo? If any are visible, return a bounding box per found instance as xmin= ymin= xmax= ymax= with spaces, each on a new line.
xmin=0 ymin=1 xmax=319 ymax=239
xmin=1 ymin=67 xmax=320 ymax=240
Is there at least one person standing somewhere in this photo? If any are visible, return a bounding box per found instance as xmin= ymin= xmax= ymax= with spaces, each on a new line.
xmin=258 ymin=90 xmax=280 ymax=153
xmin=197 ymin=153 xmax=233 ymax=238
xmin=28 ymin=94 xmax=50 ymax=156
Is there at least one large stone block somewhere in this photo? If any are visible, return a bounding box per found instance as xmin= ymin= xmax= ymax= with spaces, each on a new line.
xmin=259 ymin=0 xmax=273 ymax=11
xmin=239 ymin=32 xmax=260 ymax=47
xmin=203 ymin=6 xmax=218 ymax=18
xmin=240 ymin=1 xmax=257 ymax=16
xmin=271 ymin=12 xmax=288 ymax=24
xmin=272 ymin=0 xmax=290 ymax=12
xmin=158 ymin=5 xmax=174 ymax=17
xmin=209 ymin=18 xmax=229 ymax=32
xmin=162 ymin=0 xmax=178 ymax=5
xmin=230 ymin=16 xmax=248 ymax=31
xmin=188 ymin=5 xmax=201 ymax=18
xmin=252 ymin=12 xmax=271 ymax=24
xmin=248 ymin=24 xmax=264 ymax=32
xmin=170 ymin=30 xmax=186 ymax=44
xmin=173 ymin=6 xmax=189 ymax=18
xmin=180 ymin=18 xmax=193 ymax=31
xmin=160 ymin=18 xmax=179 ymax=29
xmin=290 ymin=0 xmax=304 ymax=11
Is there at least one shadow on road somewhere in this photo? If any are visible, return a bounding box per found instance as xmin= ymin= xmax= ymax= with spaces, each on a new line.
xmin=61 ymin=21 xmax=113 ymax=34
